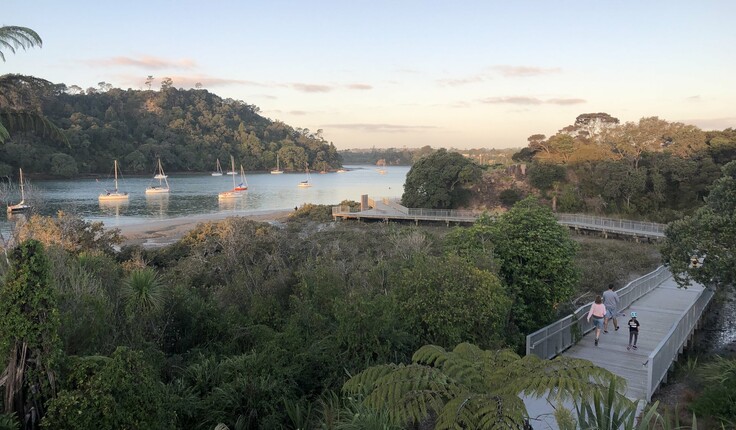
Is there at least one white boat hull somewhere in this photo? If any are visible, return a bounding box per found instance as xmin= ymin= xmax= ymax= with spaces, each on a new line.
xmin=270 ymin=170 xmax=284 ymax=174
xmin=211 ymin=172 xmax=222 ymax=177
xmin=145 ymin=187 xmax=170 ymax=194
xmin=99 ymin=192 xmax=129 ymax=201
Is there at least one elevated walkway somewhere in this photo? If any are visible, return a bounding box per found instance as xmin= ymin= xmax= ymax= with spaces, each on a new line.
xmin=526 ymin=267 xmax=713 ymax=400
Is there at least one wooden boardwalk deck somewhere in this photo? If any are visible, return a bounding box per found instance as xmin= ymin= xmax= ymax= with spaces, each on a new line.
xmin=561 ymin=277 xmax=705 ymax=400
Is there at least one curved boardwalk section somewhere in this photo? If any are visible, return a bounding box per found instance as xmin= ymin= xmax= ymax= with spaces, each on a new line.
xmin=527 ymin=268 xmax=712 ymax=400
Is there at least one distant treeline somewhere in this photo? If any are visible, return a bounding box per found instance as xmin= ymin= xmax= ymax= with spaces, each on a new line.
xmin=0 ymin=82 xmax=341 ymax=177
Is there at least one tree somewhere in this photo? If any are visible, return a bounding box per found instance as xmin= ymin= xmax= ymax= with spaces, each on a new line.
xmin=489 ymin=198 xmax=579 ymax=336
xmin=343 ymin=342 xmax=622 ymax=429
xmin=391 ymin=255 xmax=511 ymax=349
xmin=661 ymin=161 xmax=736 ymax=287
xmin=0 ymin=74 xmax=67 ymax=144
xmin=160 ymin=77 xmax=173 ymax=91
xmin=402 ymin=149 xmax=481 ymax=209
xmin=42 ymin=347 xmax=175 ymax=429
xmin=0 ymin=26 xmax=42 ymax=62
xmin=0 ymin=240 xmax=61 ymax=429
xmin=145 ymin=75 xmax=154 ymax=90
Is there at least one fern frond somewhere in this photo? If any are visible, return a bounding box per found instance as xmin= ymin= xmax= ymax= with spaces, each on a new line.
xmin=437 ymin=393 xmax=527 ymax=430
xmin=0 ymin=111 xmax=68 ymax=145
xmin=343 ymin=363 xmax=400 ymax=397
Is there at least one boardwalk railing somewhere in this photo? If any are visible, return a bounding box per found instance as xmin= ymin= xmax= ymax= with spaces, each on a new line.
xmin=646 ymin=286 xmax=714 ymax=400
xmin=555 ymin=213 xmax=666 ymax=238
xmin=526 ymin=266 xmax=670 ymax=359
xmin=406 ymin=208 xmax=480 ymax=219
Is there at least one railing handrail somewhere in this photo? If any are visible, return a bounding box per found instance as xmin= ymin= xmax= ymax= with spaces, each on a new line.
xmin=645 ymin=286 xmax=714 ymax=400
xmin=525 ymin=266 xmax=670 ymax=358
xmin=555 ymin=213 xmax=666 ymax=236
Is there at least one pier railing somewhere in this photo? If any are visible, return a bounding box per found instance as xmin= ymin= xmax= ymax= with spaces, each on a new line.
xmin=526 ymin=266 xmax=670 ymax=359
xmin=555 ymin=213 xmax=666 ymax=237
xmin=645 ymin=286 xmax=714 ymax=400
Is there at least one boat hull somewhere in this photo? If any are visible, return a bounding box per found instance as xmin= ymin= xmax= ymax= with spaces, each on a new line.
xmin=270 ymin=170 xmax=284 ymax=174
xmin=99 ymin=192 xmax=129 ymax=201
xmin=211 ymin=173 xmax=223 ymax=177
xmin=7 ymin=203 xmax=30 ymax=213
xmin=145 ymin=187 xmax=170 ymax=194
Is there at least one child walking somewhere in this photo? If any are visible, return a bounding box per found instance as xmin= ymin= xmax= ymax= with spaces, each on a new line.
xmin=627 ymin=311 xmax=640 ymax=350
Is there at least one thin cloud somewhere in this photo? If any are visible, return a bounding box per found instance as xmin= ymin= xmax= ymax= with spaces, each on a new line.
xmin=481 ymin=96 xmax=543 ymax=105
xmin=681 ymin=116 xmax=736 ymax=130
xmin=89 ymin=55 xmax=198 ymax=70
xmin=479 ymin=96 xmax=585 ymax=105
xmin=491 ymin=65 xmax=562 ymax=77
xmin=114 ymin=73 xmax=264 ymax=89
xmin=288 ymin=110 xmax=308 ymax=115
xmin=437 ymin=75 xmax=486 ymax=87
xmin=686 ymin=95 xmax=701 ymax=101
xmin=547 ymin=98 xmax=586 ymax=105
xmin=346 ymin=83 xmax=372 ymax=90
xmin=321 ymin=123 xmax=437 ymax=133
xmin=291 ymin=83 xmax=333 ymax=93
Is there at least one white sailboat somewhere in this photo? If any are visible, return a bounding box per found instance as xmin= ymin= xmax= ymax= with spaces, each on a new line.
xmin=298 ymin=164 xmax=312 ymax=188
xmin=271 ymin=154 xmax=284 ymax=174
xmin=146 ymin=158 xmax=170 ymax=194
xmin=7 ymin=168 xmax=30 ymax=213
xmin=218 ymin=156 xmax=243 ymax=199
xmin=99 ymin=160 xmax=129 ymax=201
xmin=234 ymin=165 xmax=248 ymax=191
xmin=211 ymin=158 xmax=223 ymax=176
xmin=225 ymin=156 xmax=238 ymax=176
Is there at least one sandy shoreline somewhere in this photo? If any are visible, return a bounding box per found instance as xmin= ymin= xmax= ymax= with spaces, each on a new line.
xmin=114 ymin=209 xmax=293 ymax=248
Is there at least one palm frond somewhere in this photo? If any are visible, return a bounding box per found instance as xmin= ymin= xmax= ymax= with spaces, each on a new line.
xmin=0 ymin=26 xmax=42 ymax=62
xmin=0 ymin=111 xmax=68 ymax=145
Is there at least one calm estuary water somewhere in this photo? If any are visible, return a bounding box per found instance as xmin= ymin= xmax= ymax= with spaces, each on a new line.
xmin=2 ymin=165 xmax=409 ymax=234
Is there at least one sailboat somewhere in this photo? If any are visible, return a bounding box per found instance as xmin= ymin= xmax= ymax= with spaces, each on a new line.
xmin=297 ymin=164 xmax=312 ymax=188
xmin=211 ymin=158 xmax=223 ymax=176
xmin=234 ymin=165 xmax=248 ymax=191
xmin=146 ymin=158 xmax=170 ymax=194
xmin=7 ymin=168 xmax=30 ymax=213
xmin=225 ymin=156 xmax=238 ymax=176
xmin=99 ymin=160 xmax=129 ymax=201
xmin=271 ymin=154 xmax=284 ymax=174
xmin=218 ymin=156 xmax=243 ymax=199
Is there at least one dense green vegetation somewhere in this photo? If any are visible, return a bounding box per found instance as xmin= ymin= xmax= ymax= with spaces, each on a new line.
xmin=0 ymin=199 xmax=666 ymax=429
xmin=0 ymin=75 xmax=341 ymax=177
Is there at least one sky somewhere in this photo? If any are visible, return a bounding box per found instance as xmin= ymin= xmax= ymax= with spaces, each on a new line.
xmin=4 ymin=1 xmax=736 ymax=150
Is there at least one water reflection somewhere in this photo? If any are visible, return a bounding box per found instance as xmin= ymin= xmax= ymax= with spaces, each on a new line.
xmin=99 ymin=199 xmax=129 ymax=217
xmin=145 ymin=193 xmax=170 ymax=218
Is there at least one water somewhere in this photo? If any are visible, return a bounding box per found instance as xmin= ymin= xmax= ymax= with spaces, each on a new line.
xmin=2 ymin=165 xmax=409 ymax=233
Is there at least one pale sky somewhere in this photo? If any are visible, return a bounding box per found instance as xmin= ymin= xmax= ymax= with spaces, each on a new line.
xmin=4 ymin=1 xmax=736 ymax=150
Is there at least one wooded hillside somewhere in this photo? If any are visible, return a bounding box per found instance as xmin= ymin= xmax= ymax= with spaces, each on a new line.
xmin=0 ymin=77 xmax=341 ymax=177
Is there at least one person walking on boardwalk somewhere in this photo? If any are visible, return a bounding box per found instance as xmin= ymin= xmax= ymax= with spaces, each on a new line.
xmin=587 ymin=295 xmax=607 ymax=346
xmin=602 ymin=283 xmax=620 ymax=333
xmin=627 ymin=311 xmax=640 ymax=350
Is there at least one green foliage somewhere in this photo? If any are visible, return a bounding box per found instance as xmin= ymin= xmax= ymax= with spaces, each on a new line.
xmin=15 ymin=211 xmax=122 ymax=255
xmin=0 ymin=26 xmax=42 ymax=62
xmin=492 ymin=198 xmax=579 ymax=335
xmin=0 ymin=413 xmax=19 ymax=430
xmin=661 ymin=161 xmax=736 ymax=286
xmin=402 ymin=148 xmax=482 ymax=209
xmin=0 ymin=82 xmax=341 ymax=174
xmin=689 ymin=356 xmax=736 ymax=425
xmin=528 ymin=162 xmax=566 ymax=191
xmin=391 ymin=254 xmax=510 ymax=349
xmin=290 ymin=203 xmax=334 ymax=222
xmin=344 ymin=342 xmax=622 ymax=430
xmin=499 ymin=187 xmax=523 ymax=206
xmin=123 ymin=268 xmax=164 ymax=315
xmin=42 ymin=347 xmax=174 ymax=429
xmin=0 ymin=240 xmax=61 ymax=424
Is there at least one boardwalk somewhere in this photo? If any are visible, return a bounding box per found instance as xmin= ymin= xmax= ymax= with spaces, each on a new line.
xmin=527 ymin=268 xmax=713 ymax=400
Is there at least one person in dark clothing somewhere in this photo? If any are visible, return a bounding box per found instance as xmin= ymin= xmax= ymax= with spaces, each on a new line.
xmin=627 ymin=311 xmax=640 ymax=350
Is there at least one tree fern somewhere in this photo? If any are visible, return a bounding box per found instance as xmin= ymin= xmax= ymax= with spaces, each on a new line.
xmin=344 ymin=342 xmax=622 ymax=429
xmin=0 ymin=26 xmax=42 ymax=62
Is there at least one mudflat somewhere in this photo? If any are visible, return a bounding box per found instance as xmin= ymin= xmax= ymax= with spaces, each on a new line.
xmin=115 ymin=209 xmax=292 ymax=248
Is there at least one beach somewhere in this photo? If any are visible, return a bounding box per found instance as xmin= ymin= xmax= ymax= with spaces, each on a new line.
xmin=116 ymin=209 xmax=293 ymax=248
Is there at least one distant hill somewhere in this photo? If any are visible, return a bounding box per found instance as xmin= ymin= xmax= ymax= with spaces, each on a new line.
xmin=0 ymin=80 xmax=341 ymax=177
